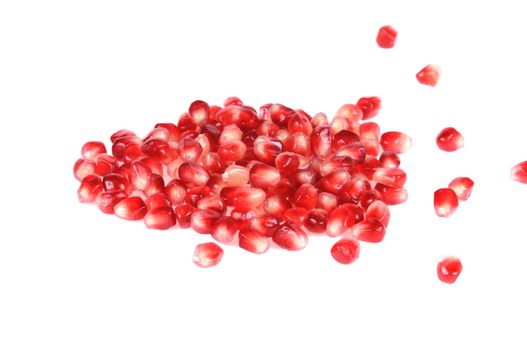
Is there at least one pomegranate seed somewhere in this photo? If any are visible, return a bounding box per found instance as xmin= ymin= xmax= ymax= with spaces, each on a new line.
xmin=333 ymin=130 xmax=360 ymax=149
xmin=272 ymin=222 xmax=308 ymax=251
xmin=359 ymin=122 xmax=380 ymax=157
xmin=239 ymin=227 xmax=270 ymax=254
xmin=164 ymin=179 xmax=187 ymax=204
xmin=287 ymin=113 xmax=313 ymax=135
xmin=249 ymin=163 xmax=281 ymax=188
xmin=81 ymin=141 xmax=107 ymax=160
xmin=436 ymin=127 xmax=464 ymax=152
xmin=189 ymin=100 xmax=210 ymax=126
xmin=144 ymin=206 xmax=177 ymax=230
xmin=365 ymin=200 xmax=390 ymax=227
xmin=275 ymin=152 xmax=301 ymax=175
xmin=191 ymin=209 xmax=221 ymax=234
xmin=326 ymin=205 xmax=360 ymax=237
xmin=154 ymin=123 xmax=180 ymax=142
xmin=304 ymin=209 xmax=328 ymax=233
xmin=145 ymin=127 xmax=170 ymax=142
xmin=311 ymin=126 xmax=333 ymax=158
xmin=111 ymin=129 xmax=136 ymax=143
xmin=219 ymin=124 xmax=243 ymax=144
xmin=248 ymin=214 xmax=281 ymax=237
xmin=220 ymin=187 xmax=266 ymax=210
xmin=311 ymin=113 xmax=329 ymax=127
xmin=375 ymin=183 xmax=408 ymax=205
xmin=511 ymin=161 xmax=527 ymax=184
xmin=197 ymin=195 xmax=226 ymax=214
xmin=77 ymin=175 xmax=103 ymax=203
xmin=145 ymin=192 xmax=172 ymax=211
xmin=211 ymin=217 xmax=238 ymax=244
xmin=103 ymin=173 xmax=132 ymax=195
xmin=253 ymin=136 xmax=282 ymax=164
xmin=222 ymin=165 xmax=249 ymax=186
xmin=179 ymin=138 xmax=203 ymax=163
xmin=331 ymin=116 xmax=359 ymax=135
xmin=218 ymin=140 xmax=247 ymax=162
xmin=372 ymin=168 xmax=407 ymax=187
xmin=416 ymin=64 xmax=441 ymax=86
xmin=178 ymin=162 xmax=209 ymax=188
xmin=292 ymin=168 xmax=317 ymax=186
xmin=437 ymin=256 xmax=462 ymax=284
xmin=284 ymin=132 xmax=311 ymax=156
xmin=224 ymin=96 xmax=243 ymax=107
xmin=379 ymin=150 xmax=400 ymax=168
xmin=335 ymin=104 xmax=363 ymax=121
xmin=130 ymin=160 xmax=153 ymax=191
xmin=320 ymin=156 xmax=354 ymax=176
xmin=96 ymin=190 xmax=127 ymax=214
xmin=114 ymin=197 xmax=147 ymax=220
xmin=350 ymin=218 xmax=386 ymax=243
xmin=357 ymin=96 xmax=382 ymax=120
xmin=317 ymin=192 xmax=338 ymax=212
xmin=203 ymin=152 xmax=224 ymax=173
xmin=123 ymin=144 xmax=145 ymax=163
xmin=448 ymin=177 xmax=474 ymax=201
xmin=331 ymin=239 xmax=360 ymax=264
xmin=340 ymin=177 xmax=368 ymax=204
xmin=376 ymin=25 xmax=397 ymax=48
xmin=319 ymin=169 xmax=351 ymax=194
xmin=283 ymin=207 xmax=309 ymax=226
xmin=73 ymin=158 xmax=96 ymax=181
xmin=208 ymin=173 xmax=227 ymax=195
xmin=434 ymin=188 xmax=459 ymax=218
xmin=380 ymin=132 xmax=412 ymax=154
xmin=359 ymin=188 xmax=382 ymax=209
xmin=231 ymin=208 xmax=260 ymax=224
xmin=141 ymin=158 xmax=164 ymax=176
xmin=185 ymin=187 xmax=212 ymax=207
xmin=263 ymin=194 xmax=291 ymax=216
xmin=193 ymin=242 xmax=224 ymax=268
xmin=293 ymin=184 xmax=318 ymax=210
xmin=174 ymin=204 xmax=194 ymax=228
xmin=94 ymin=154 xmax=117 ymax=176
xmin=257 ymin=121 xmax=280 ymax=137
xmin=200 ymin=124 xmax=220 ymax=146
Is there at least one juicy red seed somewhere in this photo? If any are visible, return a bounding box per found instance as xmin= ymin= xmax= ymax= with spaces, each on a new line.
xmin=272 ymin=222 xmax=308 ymax=251
xmin=331 ymin=239 xmax=360 ymax=264
xmin=358 ymin=188 xmax=381 ymax=209
xmin=96 ymin=190 xmax=127 ymax=214
xmin=335 ymin=104 xmax=363 ymax=122
xmin=154 ymin=123 xmax=180 ymax=142
xmin=317 ymin=192 xmax=338 ymax=212
xmin=249 ymin=163 xmax=281 ymax=188
xmin=141 ymin=138 xmax=172 ymax=163
xmin=81 ymin=141 xmax=107 ymax=160
xmin=242 ymin=130 xmax=257 ymax=147
xmin=73 ymin=158 xmax=96 ymax=181
xmin=103 ymin=173 xmax=132 ymax=195
xmin=365 ymin=200 xmax=390 ymax=228
xmin=380 ymin=132 xmax=412 ymax=154
xmin=111 ymin=129 xmax=136 ymax=143
xmin=359 ymin=122 xmax=380 ymax=157
xmin=311 ymin=126 xmax=333 ymax=158
xmin=416 ymin=64 xmax=441 ymax=87
xmin=356 ymin=96 xmax=382 ymax=120
xmin=193 ymin=242 xmax=224 ymax=268
xmin=304 ymin=209 xmax=328 ymax=234
xmin=434 ymin=188 xmax=459 ymax=218
xmin=376 ymin=25 xmax=397 ymax=48
xmin=253 ymin=136 xmax=282 ymax=164
xmin=248 ymin=214 xmax=281 ymax=237
xmin=355 ymin=156 xmax=382 ymax=179
xmin=436 ymin=127 xmax=464 ymax=152
xmin=511 ymin=161 xmax=527 ymax=184
xmin=220 ymin=187 xmax=266 ymax=210
xmin=204 ymin=153 xmax=224 ymax=173
xmin=114 ymin=197 xmax=147 ymax=220
xmin=340 ymin=177 xmax=368 ymax=204
xmin=239 ymin=227 xmax=270 ymax=254
xmin=191 ymin=209 xmax=222 ymax=234
xmin=231 ymin=208 xmax=260 ymax=224
xmin=200 ymin=124 xmax=220 ymax=146
xmin=211 ymin=217 xmax=238 ymax=244
xmin=320 ymin=169 xmax=351 ymax=194
xmin=197 ymin=195 xmax=226 ymax=214
xmin=335 ymin=143 xmax=366 ymax=163
xmin=287 ymin=113 xmax=313 ymax=135
xmin=275 ymin=152 xmax=301 ymax=175
xmin=351 ymin=218 xmax=386 ymax=243
xmin=341 ymin=203 xmax=365 ymax=224
xmin=145 ymin=192 xmax=172 ymax=211
xmin=375 ymin=183 xmax=408 ymax=205
xmin=293 ymin=184 xmax=319 ymax=210
xmin=174 ymin=204 xmax=194 ymax=228
xmin=283 ymin=207 xmax=309 ymax=226
xmin=263 ymin=194 xmax=291 ymax=216
xmin=189 ymin=100 xmax=210 ymax=126
xmin=144 ymin=206 xmax=177 ymax=230
xmin=311 ymin=112 xmax=329 ymax=127
xmin=372 ymin=168 xmax=407 ymax=187
xmin=331 ymin=116 xmax=359 ymax=135
xmin=224 ymin=96 xmax=243 ymax=107
xmin=94 ymin=154 xmax=117 ymax=176
xmin=123 ymin=144 xmax=145 ymax=163
xmin=326 ymin=206 xmax=354 ymax=237
xmin=77 ymin=175 xmax=103 ymax=203
xmin=437 ymin=256 xmax=463 ymax=284
xmin=218 ymin=140 xmax=247 ymax=162
xmin=256 ymin=121 xmax=281 ymax=137
xmin=448 ymin=177 xmax=474 ymax=201
xmin=219 ymin=124 xmax=243 ymax=144
xmin=333 ymin=130 xmax=361 ymax=150
xmin=284 ymin=132 xmax=311 ymax=156
xmin=179 ymin=138 xmax=203 ymax=163
xmin=379 ymin=150 xmax=401 ymax=168
xmin=141 ymin=158 xmax=163 ymax=176
xmin=222 ymin=165 xmax=249 ymax=186
xmin=292 ymin=168 xmax=317 ymax=186
xmin=320 ymin=156 xmax=354 ymax=176
xmin=145 ymin=127 xmax=170 ymax=142
xmin=130 ymin=160 xmax=153 ymax=191
xmin=164 ymin=179 xmax=187 ymax=204
xmin=185 ymin=186 xmax=212 ymax=207
xmin=178 ymin=162 xmax=209 ymax=188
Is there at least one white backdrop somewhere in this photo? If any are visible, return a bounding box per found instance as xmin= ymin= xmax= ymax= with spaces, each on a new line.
xmin=1 ymin=1 xmax=526 ymax=349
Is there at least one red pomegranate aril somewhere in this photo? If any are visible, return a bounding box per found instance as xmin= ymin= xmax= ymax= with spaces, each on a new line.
xmin=219 ymin=124 xmax=243 ymax=144
xmin=256 ymin=121 xmax=280 ymax=137
xmin=174 ymin=204 xmax=194 ymax=228
xmin=311 ymin=113 xmax=329 ymax=127
xmin=311 ymin=125 xmax=333 ymax=158
xmin=185 ymin=186 xmax=212 ymax=207
xmin=340 ymin=177 xmax=368 ymax=204
xmin=164 ymin=179 xmax=187 ymax=205
xmin=511 ymin=161 xmax=527 ymax=184
xmin=304 ymin=209 xmax=328 ymax=234
xmin=434 ymin=188 xmax=459 ymax=218
xmin=94 ymin=154 xmax=117 ymax=176
xmin=114 ymin=197 xmax=147 ymax=220
xmin=253 ymin=136 xmax=282 ymax=164
xmin=373 ymin=168 xmax=407 ymax=187
xmin=365 ymin=200 xmax=390 ymax=228
xmin=357 ymin=96 xmax=382 ymax=120
xmin=200 ymin=124 xmax=220 ymax=146
xmin=203 ymin=152 xmax=224 ymax=173
xmin=211 ymin=217 xmax=238 ymax=244
xmin=111 ymin=129 xmax=136 ymax=143
xmin=376 ymin=25 xmax=397 ymax=49
xmin=263 ymin=194 xmax=291 ymax=216
xmin=320 ymin=169 xmax=351 ymax=194
xmin=283 ymin=207 xmax=309 ymax=226
xmin=197 ymin=195 xmax=226 ymax=214
xmin=249 ymin=163 xmax=281 ymax=188
xmin=273 ymin=221 xmax=308 ymax=251
xmin=248 ymin=214 xmax=281 ymax=237
xmin=331 ymin=239 xmax=360 ymax=264
xmin=142 ymin=138 xmax=171 ymax=163
xmin=224 ymin=96 xmax=243 ymax=107
xmin=359 ymin=122 xmax=380 ymax=157
xmin=379 ymin=150 xmax=401 ymax=168
xmin=239 ymin=227 xmax=270 ymax=254
xmin=145 ymin=192 xmax=172 ymax=211
xmin=242 ymin=130 xmax=257 ymax=147
xmin=130 ymin=160 xmax=153 ymax=191
xmin=123 ymin=144 xmax=145 ymax=163
xmin=335 ymin=104 xmax=363 ymax=122
xmin=222 ymin=165 xmax=249 ymax=186
xmin=96 ymin=190 xmax=127 ymax=214
xmin=317 ymin=192 xmax=338 ymax=212
xmin=81 ymin=141 xmax=107 ymax=161
xmin=359 ymin=188 xmax=382 ymax=209
xmin=326 ymin=206 xmax=354 ymax=237
xmin=220 ymin=187 xmax=266 ymax=210
xmin=380 ymin=132 xmax=412 ymax=154
xmin=218 ymin=140 xmax=247 ymax=162
xmin=292 ymin=168 xmax=317 ymax=186
xmin=144 ymin=206 xmax=177 ymax=230
xmin=375 ymin=184 xmax=407 ymax=205
xmin=207 ymin=174 xmax=227 ymax=195
xmin=179 ymin=138 xmax=203 ymax=163
xmin=350 ymin=218 xmax=386 ymax=243
xmin=154 ymin=123 xmax=180 ymax=142
xmin=448 ymin=177 xmax=474 ymax=201
xmin=191 ymin=209 xmax=221 ymax=234
xmin=284 ymin=132 xmax=311 ymax=156
xmin=275 ymin=152 xmax=300 ymax=175
xmin=320 ymin=156 xmax=354 ymax=176
xmin=189 ymin=100 xmax=210 ymax=126
xmin=436 ymin=127 xmax=464 ymax=152
xmin=293 ymin=184 xmax=319 ymax=210
xmin=231 ymin=208 xmax=260 ymax=224
xmin=437 ymin=256 xmax=462 ymax=284
xmin=355 ymin=156 xmax=382 ymax=179
xmin=333 ymin=130 xmax=361 ymax=149
xmin=73 ymin=158 xmax=96 ymax=181
xmin=141 ymin=158 xmax=164 ymax=176
xmin=331 ymin=116 xmax=359 ymax=135
xmin=178 ymin=162 xmax=209 ymax=188
xmin=102 ymin=173 xmax=132 ymax=195
xmin=287 ymin=113 xmax=313 ymax=135
xmin=416 ymin=64 xmax=441 ymax=87
xmin=193 ymin=242 xmax=224 ymax=268
xmin=144 ymin=127 xmax=170 ymax=142
xmin=335 ymin=144 xmax=366 ymax=164
xmin=77 ymin=175 xmax=103 ymax=203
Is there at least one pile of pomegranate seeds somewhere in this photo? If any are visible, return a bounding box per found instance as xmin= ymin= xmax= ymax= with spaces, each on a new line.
xmin=74 ymin=96 xmax=413 ymax=267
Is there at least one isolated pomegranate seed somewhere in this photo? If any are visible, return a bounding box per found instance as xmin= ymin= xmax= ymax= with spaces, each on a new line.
xmin=283 ymin=207 xmax=309 ymax=226
xmin=144 ymin=206 xmax=177 ymax=230
xmin=334 ymin=143 xmax=366 ymax=163
xmin=114 ymin=197 xmax=147 ymax=220
xmin=436 ymin=127 xmax=464 ymax=152
xmin=293 ymin=184 xmax=318 ymax=210
xmin=340 ymin=177 xmax=368 ymax=204
xmin=326 ymin=206 xmax=356 ymax=237
xmin=272 ymin=222 xmax=308 ymax=251
xmin=350 ymin=218 xmax=386 ymax=243
xmin=375 ymin=184 xmax=408 ymax=205
xmin=141 ymin=138 xmax=172 ymax=163
xmin=373 ymin=168 xmax=407 ymax=187
xmin=311 ymin=126 xmax=333 ymax=158
xmin=174 ymin=204 xmax=194 ymax=228
xmin=359 ymin=188 xmax=382 ymax=210
xmin=365 ymin=200 xmax=390 ymax=228
xmin=511 ymin=161 xmax=527 ymax=184
xmin=189 ymin=100 xmax=210 ymax=126
xmin=376 ymin=25 xmax=397 ymax=49
xmin=249 ymin=163 xmax=281 ymax=188
xmin=145 ymin=192 xmax=172 ymax=211
xmin=197 ymin=195 xmax=226 ymax=214
xmin=211 ymin=217 xmax=238 ymax=244
xmin=77 ymin=175 xmax=103 ymax=203
xmin=331 ymin=116 xmax=359 ymax=135
xmin=239 ymin=227 xmax=270 ymax=254
xmin=434 ymin=188 xmax=459 ymax=218
xmin=331 ymin=239 xmax=360 ymax=264
xmin=304 ymin=209 xmax=328 ymax=233
xmin=130 ymin=160 xmax=153 ymax=191
xmin=164 ymin=179 xmax=187 ymax=205
xmin=335 ymin=104 xmax=363 ymax=122
xmin=73 ymin=158 xmax=96 ymax=181
xmin=81 ymin=141 xmax=107 ymax=160
xmin=356 ymin=96 xmax=382 ymax=120
xmin=178 ymin=162 xmax=209 ymax=188
xmin=220 ymin=187 xmax=266 ymax=210
xmin=96 ymin=190 xmax=127 ymax=214
xmin=448 ymin=177 xmax=474 ymax=201
xmin=193 ymin=242 xmax=224 ymax=268
xmin=103 ymin=173 xmax=132 ymax=195
xmin=379 ymin=150 xmax=400 ymax=168
xmin=437 ymin=256 xmax=462 ymax=284
xmin=416 ymin=64 xmax=441 ymax=87
xmin=380 ymin=132 xmax=412 ymax=154
xmin=141 ymin=158 xmax=164 ymax=176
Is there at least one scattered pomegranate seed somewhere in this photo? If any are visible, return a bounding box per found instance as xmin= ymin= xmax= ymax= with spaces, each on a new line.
xmin=416 ymin=64 xmax=441 ymax=87
xmin=114 ymin=197 xmax=147 ymax=220
xmin=448 ymin=177 xmax=474 ymax=201
xmin=272 ymin=222 xmax=308 ymax=251
xmin=193 ymin=242 xmax=224 ymax=268
xmin=197 ymin=195 xmax=226 ymax=214
xmin=130 ymin=160 xmax=152 ymax=191
xmin=356 ymin=96 xmax=382 ymax=120
xmin=220 ymin=186 xmax=266 ymax=210
xmin=311 ymin=126 xmax=333 ymax=158
xmin=437 ymin=256 xmax=462 ymax=284
xmin=511 ymin=161 xmax=527 ymax=184
xmin=436 ymin=127 xmax=464 ymax=152
xmin=380 ymin=131 xmax=412 ymax=154
xmin=331 ymin=239 xmax=360 ymax=264
xmin=164 ymin=179 xmax=187 ymax=205
xmin=239 ymin=227 xmax=270 ymax=254
xmin=434 ymin=188 xmax=459 ymax=218
xmin=178 ymin=162 xmax=209 ymax=188
xmin=376 ymin=25 xmax=397 ymax=49
xmin=103 ymin=173 xmax=132 ymax=195
xmin=144 ymin=206 xmax=177 ymax=230
xmin=73 ymin=158 xmax=96 ymax=181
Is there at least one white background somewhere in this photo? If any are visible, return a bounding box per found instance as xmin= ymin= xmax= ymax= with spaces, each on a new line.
xmin=1 ymin=0 xmax=526 ymax=349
